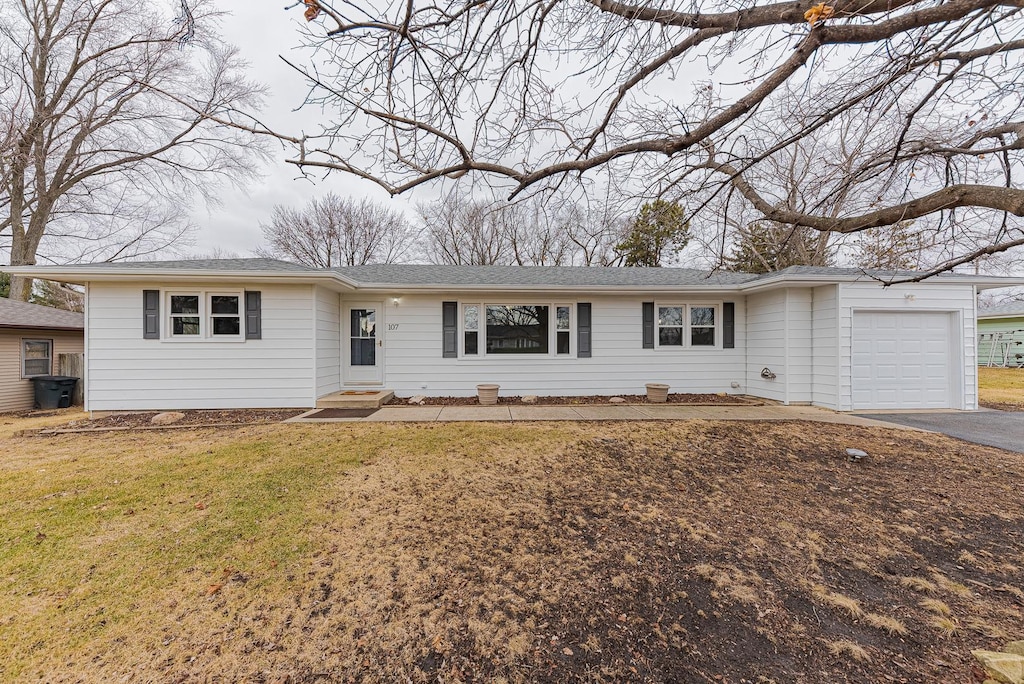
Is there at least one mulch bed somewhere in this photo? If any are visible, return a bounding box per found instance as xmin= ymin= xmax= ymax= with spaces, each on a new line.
xmin=57 ymin=408 xmax=305 ymax=430
xmin=393 ymin=393 xmax=759 ymax=406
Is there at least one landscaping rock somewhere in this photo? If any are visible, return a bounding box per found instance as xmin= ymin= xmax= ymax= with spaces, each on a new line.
xmin=522 ymin=395 xmax=538 ymax=404
xmin=608 ymin=397 xmax=626 ymax=404
xmin=408 ymin=395 xmax=426 ymax=405
xmin=846 ymin=448 xmax=868 ymax=462
xmin=972 ymin=650 xmax=1024 ymax=684
xmin=151 ymin=412 xmax=185 ymax=425
xmin=1005 ymin=642 xmax=1024 ymax=657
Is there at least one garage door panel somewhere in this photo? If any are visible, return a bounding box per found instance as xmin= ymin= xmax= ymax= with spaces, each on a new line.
xmin=852 ymin=311 xmax=954 ymax=410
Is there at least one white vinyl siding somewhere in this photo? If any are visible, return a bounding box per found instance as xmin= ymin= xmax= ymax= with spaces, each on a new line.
xmin=314 ymin=287 xmax=342 ymax=398
xmin=811 ymin=285 xmax=839 ymax=409
xmin=837 ymin=282 xmax=975 ymax=411
xmin=745 ymin=290 xmax=787 ymax=402
xmin=85 ymin=282 xmax=315 ymax=410
xmin=0 ymin=329 xmax=84 ymax=412
xmin=363 ymin=294 xmax=747 ymax=396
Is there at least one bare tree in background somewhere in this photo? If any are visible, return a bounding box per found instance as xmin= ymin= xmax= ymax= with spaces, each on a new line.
xmin=419 ymin=190 xmax=629 ymax=266
xmin=853 ymin=222 xmax=934 ymax=271
xmin=259 ymin=194 xmax=416 ymax=267
xmin=0 ymin=0 xmax=265 ymax=300
xmin=272 ymin=0 xmax=1024 ymax=278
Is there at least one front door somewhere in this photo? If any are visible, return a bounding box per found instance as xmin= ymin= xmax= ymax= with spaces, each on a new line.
xmin=344 ymin=303 xmax=383 ymax=384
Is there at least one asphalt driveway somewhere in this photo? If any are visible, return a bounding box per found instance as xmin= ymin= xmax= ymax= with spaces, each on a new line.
xmin=854 ymin=410 xmax=1024 ymax=453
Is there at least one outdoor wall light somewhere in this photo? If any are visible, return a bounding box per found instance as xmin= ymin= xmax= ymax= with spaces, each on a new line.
xmin=904 ymin=293 xmax=916 ymax=302
xmin=392 ymin=297 xmax=401 ymax=307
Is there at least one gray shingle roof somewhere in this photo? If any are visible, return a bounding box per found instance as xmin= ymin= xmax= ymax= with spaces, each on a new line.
xmin=0 ymin=298 xmax=84 ymax=330
xmin=979 ymin=302 xmax=1024 ymax=318
xmin=332 ymin=264 xmax=759 ymax=287
xmin=61 ymin=258 xmax=313 ymax=272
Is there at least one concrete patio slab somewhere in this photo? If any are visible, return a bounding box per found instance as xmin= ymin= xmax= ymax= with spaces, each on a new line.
xmin=571 ymin=405 xmax=651 ymax=420
xmin=362 ymin=406 xmax=442 ymax=422
xmin=510 ymin=406 xmax=583 ymax=421
xmin=436 ymin=406 xmax=512 ymax=422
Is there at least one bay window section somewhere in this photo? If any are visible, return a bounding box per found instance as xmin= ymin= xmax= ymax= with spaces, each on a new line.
xmin=486 ymin=305 xmax=549 ymax=354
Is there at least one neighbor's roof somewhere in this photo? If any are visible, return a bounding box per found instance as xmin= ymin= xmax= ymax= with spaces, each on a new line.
xmin=0 ymin=298 xmax=84 ymax=331
xmin=979 ymin=302 xmax=1024 ymax=319
xmin=3 ymin=259 xmax=1024 ymax=291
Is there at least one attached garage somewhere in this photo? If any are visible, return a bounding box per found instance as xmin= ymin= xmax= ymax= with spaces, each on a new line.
xmin=850 ymin=311 xmax=957 ymax=410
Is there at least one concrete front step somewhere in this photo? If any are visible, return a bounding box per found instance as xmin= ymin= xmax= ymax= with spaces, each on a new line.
xmin=316 ymin=390 xmax=394 ymax=409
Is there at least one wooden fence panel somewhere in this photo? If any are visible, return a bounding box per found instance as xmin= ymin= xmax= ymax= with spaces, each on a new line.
xmin=58 ymin=353 xmax=85 ymax=406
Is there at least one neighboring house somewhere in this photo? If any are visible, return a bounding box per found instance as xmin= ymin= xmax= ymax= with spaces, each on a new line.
xmin=977 ymin=302 xmax=1024 ymax=367
xmin=0 ymin=297 xmax=85 ymax=412
xmin=3 ymin=259 xmax=1022 ymax=413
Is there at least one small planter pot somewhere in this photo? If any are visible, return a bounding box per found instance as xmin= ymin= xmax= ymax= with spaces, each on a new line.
xmin=645 ymin=383 xmax=670 ymax=404
xmin=477 ymin=384 xmax=500 ymax=406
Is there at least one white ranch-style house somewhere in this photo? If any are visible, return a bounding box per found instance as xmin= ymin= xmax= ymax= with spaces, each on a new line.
xmin=4 ymin=259 xmax=1021 ymax=413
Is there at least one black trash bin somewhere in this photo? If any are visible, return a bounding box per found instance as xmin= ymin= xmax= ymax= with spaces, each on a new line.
xmin=32 ymin=375 xmax=79 ymax=409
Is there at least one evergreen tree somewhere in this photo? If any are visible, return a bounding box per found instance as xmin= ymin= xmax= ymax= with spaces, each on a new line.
xmin=615 ymin=200 xmax=691 ymax=267
xmin=0 ymin=272 xmax=9 ymax=298
xmin=726 ymin=222 xmax=832 ymax=274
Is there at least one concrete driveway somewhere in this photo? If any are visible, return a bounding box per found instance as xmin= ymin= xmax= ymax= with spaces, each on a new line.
xmin=853 ymin=410 xmax=1024 ymax=453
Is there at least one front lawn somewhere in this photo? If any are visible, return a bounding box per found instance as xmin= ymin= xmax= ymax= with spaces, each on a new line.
xmin=979 ymin=366 xmax=1024 ymax=410
xmin=1 ymin=418 xmax=1022 ymax=682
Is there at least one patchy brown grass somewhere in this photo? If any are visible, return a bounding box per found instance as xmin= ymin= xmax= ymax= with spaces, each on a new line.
xmin=979 ymin=366 xmax=1024 ymax=410
xmin=1 ymin=418 xmax=1023 ymax=682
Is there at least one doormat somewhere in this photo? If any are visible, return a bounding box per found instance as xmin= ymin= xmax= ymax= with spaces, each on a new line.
xmin=305 ymin=408 xmax=380 ymax=419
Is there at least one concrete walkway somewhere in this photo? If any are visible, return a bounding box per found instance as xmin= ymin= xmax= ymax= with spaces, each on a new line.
xmin=287 ymin=404 xmax=906 ymax=428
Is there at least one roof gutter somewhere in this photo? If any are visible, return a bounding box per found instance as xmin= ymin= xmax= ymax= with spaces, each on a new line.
xmin=1 ymin=266 xmax=360 ymax=290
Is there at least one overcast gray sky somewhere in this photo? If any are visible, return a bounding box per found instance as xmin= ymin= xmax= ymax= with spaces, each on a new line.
xmin=190 ymin=2 xmax=409 ymax=256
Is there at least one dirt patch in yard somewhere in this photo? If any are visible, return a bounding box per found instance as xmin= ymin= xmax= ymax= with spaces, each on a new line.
xmin=1 ymin=420 xmax=1022 ymax=682
xmin=396 ymin=393 xmax=758 ymax=406
xmin=52 ymin=408 xmax=305 ymax=430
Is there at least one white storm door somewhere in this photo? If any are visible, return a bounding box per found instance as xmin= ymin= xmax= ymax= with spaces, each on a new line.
xmin=344 ymin=303 xmax=384 ymax=385
xmin=851 ymin=311 xmax=954 ymax=410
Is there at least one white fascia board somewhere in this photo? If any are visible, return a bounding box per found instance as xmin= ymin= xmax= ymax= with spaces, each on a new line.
xmin=350 ymin=283 xmax=747 ymax=296
xmin=1 ymin=266 xmax=360 ymax=290
xmin=739 ymin=273 xmax=1024 ymax=293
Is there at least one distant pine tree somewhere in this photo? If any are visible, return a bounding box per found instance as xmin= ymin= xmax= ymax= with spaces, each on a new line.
xmin=615 ymin=200 xmax=691 ymax=267
xmin=726 ymin=222 xmax=832 ymax=274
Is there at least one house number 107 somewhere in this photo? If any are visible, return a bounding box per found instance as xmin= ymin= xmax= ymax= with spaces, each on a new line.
xmin=388 ymin=323 xmax=399 ymax=331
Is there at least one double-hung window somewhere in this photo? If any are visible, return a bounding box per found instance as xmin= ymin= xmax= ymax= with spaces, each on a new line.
xmin=167 ymin=292 xmax=243 ymax=339
xmin=22 ymin=339 xmax=52 ymax=378
xmin=657 ymin=304 xmax=718 ymax=348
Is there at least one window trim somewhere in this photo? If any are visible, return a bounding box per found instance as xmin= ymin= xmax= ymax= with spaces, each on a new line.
xmin=21 ymin=338 xmax=53 ymax=378
xmin=654 ymin=302 xmax=722 ymax=350
xmin=458 ymin=301 xmax=574 ymax=358
xmin=163 ymin=289 xmax=245 ymax=342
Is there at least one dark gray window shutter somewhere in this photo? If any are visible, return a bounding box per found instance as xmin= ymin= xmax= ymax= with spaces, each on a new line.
xmin=442 ymin=301 xmax=457 ymax=358
xmin=722 ymin=302 xmax=735 ymax=349
xmin=143 ymin=290 xmax=160 ymax=339
xmin=245 ymin=291 xmax=262 ymax=340
xmin=577 ymin=303 xmax=592 ymax=358
xmin=642 ymin=302 xmax=655 ymax=349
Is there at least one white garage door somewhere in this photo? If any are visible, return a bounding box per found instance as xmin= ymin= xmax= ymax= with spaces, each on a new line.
xmin=851 ymin=311 xmax=955 ymax=410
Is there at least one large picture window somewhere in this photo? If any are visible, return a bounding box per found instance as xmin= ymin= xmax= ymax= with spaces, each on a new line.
xmin=487 ymin=305 xmax=549 ymax=354
xmin=458 ymin=303 xmax=573 ymax=356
